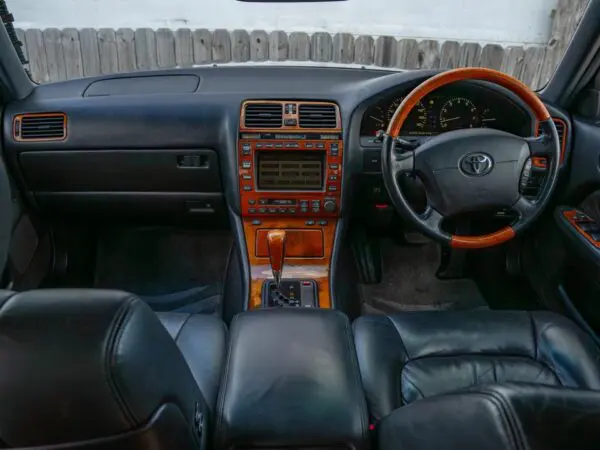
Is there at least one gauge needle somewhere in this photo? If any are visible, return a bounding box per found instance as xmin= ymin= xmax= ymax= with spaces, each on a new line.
xmin=481 ymin=118 xmax=497 ymax=122
xmin=369 ymin=115 xmax=384 ymax=123
xmin=441 ymin=117 xmax=460 ymax=123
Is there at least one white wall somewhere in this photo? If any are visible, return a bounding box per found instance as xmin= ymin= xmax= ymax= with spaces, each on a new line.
xmin=10 ymin=0 xmax=557 ymax=45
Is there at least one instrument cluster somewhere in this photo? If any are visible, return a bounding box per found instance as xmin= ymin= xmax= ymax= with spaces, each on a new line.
xmin=360 ymin=83 xmax=531 ymax=138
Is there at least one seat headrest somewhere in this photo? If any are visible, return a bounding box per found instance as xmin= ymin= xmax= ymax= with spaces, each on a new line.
xmin=0 ymin=289 xmax=206 ymax=447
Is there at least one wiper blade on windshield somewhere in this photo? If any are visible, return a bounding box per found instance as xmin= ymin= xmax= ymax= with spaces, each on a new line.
xmin=0 ymin=0 xmax=29 ymax=74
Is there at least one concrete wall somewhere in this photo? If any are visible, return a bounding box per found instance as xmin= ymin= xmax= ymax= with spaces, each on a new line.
xmin=11 ymin=0 xmax=557 ymax=45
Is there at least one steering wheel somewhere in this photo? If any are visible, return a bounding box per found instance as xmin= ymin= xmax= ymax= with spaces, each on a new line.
xmin=381 ymin=67 xmax=561 ymax=249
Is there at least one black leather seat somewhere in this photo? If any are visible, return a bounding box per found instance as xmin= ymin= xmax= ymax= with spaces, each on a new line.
xmin=0 ymin=289 xmax=226 ymax=449
xmin=378 ymin=383 xmax=600 ymax=450
xmin=354 ymin=310 xmax=600 ymax=421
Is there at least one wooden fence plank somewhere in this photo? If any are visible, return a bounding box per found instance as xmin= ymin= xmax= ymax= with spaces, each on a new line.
xmin=289 ymin=32 xmax=310 ymax=61
xmin=116 ymin=28 xmax=136 ymax=73
xmin=354 ymin=35 xmax=374 ymax=65
xmin=61 ymin=28 xmax=83 ymax=79
xmin=193 ymin=29 xmax=212 ymax=64
xmin=374 ymin=36 xmax=396 ymax=67
xmin=43 ymin=28 xmax=67 ymax=82
xmin=25 ymin=29 xmax=49 ymax=83
xmin=98 ymin=28 xmax=118 ymax=74
xmin=175 ymin=28 xmax=194 ymax=67
xmin=417 ymin=39 xmax=440 ymax=69
xmin=135 ymin=28 xmax=157 ymax=71
xmin=333 ymin=33 xmax=354 ymax=64
xmin=522 ymin=46 xmax=546 ymax=89
xmin=458 ymin=42 xmax=481 ymax=67
xmin=212 ymin=29 xmax=232 ymax=63
xmin=501 ymin=46 xmax=525 ymax=79
xmin=250 ymin=30 xmax=269 ymax=61
xmin=269 ymin=30 xmax=288 ymax=61
xmin=156 ymin=28 xmax=176 ymax=68
xmin=80 ymin=28 xmax=101 ymax=77
xmin=311 ymin=32 xmax=333 ymax=62
xmin=396 ymin=39 xmax=418 ymax=69
xmin=231 ymin=29 xmax=250 ymax=62
xmin=440 ymin=40 xmax=460 ymax=69
xmin=480 ymin=44 xmax=504 ymax=70
xmin=15 ymin=29 xmax=29 ymax=69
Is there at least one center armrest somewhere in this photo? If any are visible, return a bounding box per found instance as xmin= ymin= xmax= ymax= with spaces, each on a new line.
xmin=215 ymin=309 xmax=369 ymax=450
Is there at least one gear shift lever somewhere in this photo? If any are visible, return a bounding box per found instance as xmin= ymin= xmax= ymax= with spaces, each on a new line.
xmin=266 ymin=230 xmax=286 ymax=289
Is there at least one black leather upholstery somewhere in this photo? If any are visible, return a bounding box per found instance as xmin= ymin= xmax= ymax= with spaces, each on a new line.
xmin=354 ymin=311 xmax=600 ymax=420
xmin=216 ymin=309 xmax=369 ymax=450
xmin=157 ymin=311 xmax=227 ymax=414
xmin=379 ymin=383 xmax=600 ymax=450
xmin=0 ymin=289 xmax=209 ymax=448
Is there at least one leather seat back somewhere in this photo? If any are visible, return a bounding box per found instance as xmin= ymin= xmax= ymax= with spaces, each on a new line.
xmin=379 ymin=383 xmax=600 ymax=450
xmin=0 ymin=289 xmax=208 ymax=449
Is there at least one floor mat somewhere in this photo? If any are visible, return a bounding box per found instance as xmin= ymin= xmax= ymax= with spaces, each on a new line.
xmin=359 ymin=239 xmax=487 ymax=315
xmin=94 ymin=229 xmax=232 ymax=315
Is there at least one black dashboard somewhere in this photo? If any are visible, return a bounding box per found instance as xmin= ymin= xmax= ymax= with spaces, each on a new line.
xmin=0 ymin=65 xmax=569 ymax=227
xmin=360 ymin=82 xmax=531 ymax=138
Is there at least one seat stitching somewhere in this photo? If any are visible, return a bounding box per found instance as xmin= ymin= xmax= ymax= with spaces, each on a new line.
xmin=476 ymin=391 xmax=522 ymax=450
xmin=173 ymin=313 xmax=192 ymax=343
xmin=399 ymin=373 xmax=427 ymax=404
xmin=385 ymin=315 xmax=411 ymax=408
xmin=105 ymin=295 xmax=139 ymax=427
xmin=215 ymin=313 xmax=239 ymax=448
xmin=528 ymin=311 xmax=538 ymax=362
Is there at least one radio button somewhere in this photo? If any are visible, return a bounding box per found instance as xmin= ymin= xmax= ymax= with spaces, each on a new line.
xmin=248 ymin=199 xmax=256 ymax=205
xmin=289 ymin=208 xmax=297 ymax=214
xmin=312 ymin=207 xmax=320 ymax=213
xmin=255 ymin=143 xmax=263 ymax=148
xmin=329 ymin=175 xmax=337 ymax=181
xmin=275 ymin=143 xmax=283 ymax=148
xmin=243 ymin=186 xmax=252 ymax=191
xmin=329 ymin=164 xmax=339 ymax=169
xmin=305 ymin=220 xmax=315 ymax=226
xmin=243 ymin=149 xmax=251 ymax=156
xmin=306 ymin=143 xmax=314 ymax=149
xmin=328 ymin=186 xmax=337 ymax=192
xmin=259 ymin=208 xmax=266 ymax=213
xmin=248 ymin=208 xmax=256 ymax=214
xmin=242 ymin=143 xmax=251 ymax=150
xmin=316 ymin=143 xmax=325 ymax=149
xmin=242 ymin=175 xmax=252 ymax=180
xmin=259 ymin=199 xmax=267 ymax=205
xmin=242 ymin=161 xmax=252 ymax=169
xmin=331 ymin=143 xmax=339 ymax=150
xmin=285 ymin=143 xmax=299 ymax=148
xmin=300 ymin=207 xmax=308 ymax=213
xmin=268 ymin=208 xmax=277 ymax=214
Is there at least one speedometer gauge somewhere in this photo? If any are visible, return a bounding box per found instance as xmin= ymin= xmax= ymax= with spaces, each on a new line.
xmin=387 ymin=97 xmax=428 ymax=131
xmin=439 ymin=97 xmax=479 ymax=131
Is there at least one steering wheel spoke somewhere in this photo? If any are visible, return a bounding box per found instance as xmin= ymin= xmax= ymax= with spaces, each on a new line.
xmin=419 ymin=207 xmax=445 ymax=233
xmin=391 ymin=149 xmax=415 ymax=175
xmin=512 ymin=195 xmax=537 ymax=221
xmin=525 ymin=134 xmax=554 ymax=158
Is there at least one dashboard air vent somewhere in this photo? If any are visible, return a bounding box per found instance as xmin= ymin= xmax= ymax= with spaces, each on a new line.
xmin=536 ymin=118 xmax=566 ymax=155
xmin=298 ymin=104 xmax=338 ymax=129
xmin=244 ymin=103 xmax=283 ymax=129
xmin=14 ymin=113 xmax=67 ymax=141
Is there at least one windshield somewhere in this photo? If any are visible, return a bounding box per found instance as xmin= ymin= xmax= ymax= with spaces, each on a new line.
xmin=6 ymin=0 xmax=589 ymax=89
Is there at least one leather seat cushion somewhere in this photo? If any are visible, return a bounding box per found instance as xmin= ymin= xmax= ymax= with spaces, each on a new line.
xmin=354 ymin=310 xmax=600 ymax=421
xmin=158 ymin=312 xmax=227 ymax=414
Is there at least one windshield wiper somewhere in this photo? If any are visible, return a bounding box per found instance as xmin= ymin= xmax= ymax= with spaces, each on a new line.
xmin=0 ymin=0 xmax=29 ymax=74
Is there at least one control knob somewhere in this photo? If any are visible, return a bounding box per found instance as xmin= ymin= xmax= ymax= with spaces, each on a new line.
xmin=323 ymin=200 xmax=337 ymax=213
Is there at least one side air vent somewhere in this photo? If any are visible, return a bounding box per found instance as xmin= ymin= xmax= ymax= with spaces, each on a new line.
xmin=298 ymin=104 xmax=338 ymax=129
xmin=536 ymin=118 xmax=566 ymax=158
xmin=244 ymin=103 xmax=283 ymax=129
xmin=14 ymin=113 xmax=67 ymax=141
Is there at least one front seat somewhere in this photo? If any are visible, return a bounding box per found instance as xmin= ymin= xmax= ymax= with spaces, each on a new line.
xmin=0 ymin=289 xmax=226 ymax=450
xmin=353 ymin=310 xmax=600 ymax=421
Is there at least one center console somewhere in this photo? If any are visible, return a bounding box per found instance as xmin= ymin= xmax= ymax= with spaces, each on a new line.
xmin=238 ymin=100 xmax=343 ymax=309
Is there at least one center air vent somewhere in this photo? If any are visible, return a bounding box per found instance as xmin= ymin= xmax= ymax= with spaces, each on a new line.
xmin=299 ymin=104 xmax=338 ymax=129
xmin=14 ymin=113 xmax=67 ymax=141
xmin=244 ymin=103 xmax=283 ymax=129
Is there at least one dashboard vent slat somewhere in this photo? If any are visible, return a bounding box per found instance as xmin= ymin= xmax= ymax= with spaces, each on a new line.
xmin=298 ymin=104 xmax=337 ymax=129
xmin=15 ymin=113 xmax=67 ymax=141
xmin=244 ymin=103 xmax=283 ymax=129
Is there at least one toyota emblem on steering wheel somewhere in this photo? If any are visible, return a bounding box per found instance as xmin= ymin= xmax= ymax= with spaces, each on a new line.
xmin=459 ymin=153 xmax=494 ymax=176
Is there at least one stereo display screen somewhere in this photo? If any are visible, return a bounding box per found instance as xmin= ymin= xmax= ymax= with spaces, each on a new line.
xmin=257 ymin=151 xmax=325 ymax=190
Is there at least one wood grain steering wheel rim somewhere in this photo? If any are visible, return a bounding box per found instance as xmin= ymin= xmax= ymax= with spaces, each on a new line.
xmin=383 ymin=67 xmax=559 ymax=249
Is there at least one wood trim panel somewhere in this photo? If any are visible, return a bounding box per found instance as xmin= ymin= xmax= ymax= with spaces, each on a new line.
xmin=13 ymin=112 xmax=67 ymax=142
xmin=256 ymin=229 xmax=324 ymax=258
xmin=564 ymin=210 xmax=600 ymax=249
xmin=244 ymin=218 xmax=336 ymax=309
xmin=387 ymin=68 xmax=551 ymax=138
xmin=240 ymin=100 xmax=341 ymax=133
xmin=535 ymin=117 xmax=568 ymax=164
xmin=450 ymin=226 xmax=516 ymax=249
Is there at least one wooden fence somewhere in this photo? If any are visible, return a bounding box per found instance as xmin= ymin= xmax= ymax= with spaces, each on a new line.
xmin=13 ymin=0 xmax=589 ymax=90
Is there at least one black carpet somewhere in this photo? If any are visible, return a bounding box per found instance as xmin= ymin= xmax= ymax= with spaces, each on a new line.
xmin=94 ymin=229 xmax=232 ymax=315
xmin=360 ymin=239 xmax=487 ymax=315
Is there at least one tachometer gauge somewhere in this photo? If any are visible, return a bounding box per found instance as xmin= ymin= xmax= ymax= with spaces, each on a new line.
xmin=361 ymin=105 xmax=387 ymax=135
xmin=439 ymin=97 xmax=479 ymax=131
xmin=387 ymin=97 xmax=428 ymax=131
xmin=480 ymin=108 xmax=497 ymax=128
